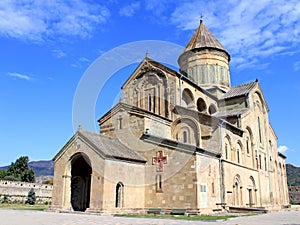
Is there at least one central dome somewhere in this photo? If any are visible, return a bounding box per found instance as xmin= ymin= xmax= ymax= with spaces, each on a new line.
xmin=178 ymin=20 xmax=231 ymax=90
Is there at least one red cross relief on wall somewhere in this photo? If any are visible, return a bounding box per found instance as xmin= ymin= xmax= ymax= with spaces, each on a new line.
xmin=152 ymin=151 xmax=167 ymax=172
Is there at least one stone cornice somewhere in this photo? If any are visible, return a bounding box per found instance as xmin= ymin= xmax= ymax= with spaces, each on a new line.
xmin=141 ymin=133 xmax=220 ymax=158
xmin=98 ymin=102 xmax=172 ymax=126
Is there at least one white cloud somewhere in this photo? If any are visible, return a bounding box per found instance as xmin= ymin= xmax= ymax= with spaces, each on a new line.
xmin=7 ymin=72 xmax=32 ymax=81
xmin=160 ymin=0 xmax=300 ymax=70
xmin=278 ymin=145 xmax=289 ymax=153
xmin=79 ymin=57 xmax=90 ymax=63
xmin=71 ymin=57 xmax=91 ymax=69
xmin=294 ymin=61 xmax=300 ymax=71
xmin=0 ymin=1 xmax=110 ymax=41
xmin=119 ymin=2 xmax=140 ymax=17
xmin=52 ymin=49 xmax=67 ymax=58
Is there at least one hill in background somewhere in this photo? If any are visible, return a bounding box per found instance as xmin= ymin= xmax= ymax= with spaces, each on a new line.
xmin=28 ymin=160 xmax=54 ymax=177
xmin=287 ymin=164 xmax=300 ymax=186
xmin=0 ymin=160 xmax=54 ymax=183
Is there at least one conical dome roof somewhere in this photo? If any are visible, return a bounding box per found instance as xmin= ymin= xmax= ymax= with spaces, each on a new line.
xmin=178 ymin=19 xmax=231 ymax=90
xmin=182 ymin=20 xmax=230 ymax=60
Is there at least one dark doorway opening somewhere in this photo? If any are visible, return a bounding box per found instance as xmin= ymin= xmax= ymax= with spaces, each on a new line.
xmin=71 ymin=154 xmax=92 ymax=212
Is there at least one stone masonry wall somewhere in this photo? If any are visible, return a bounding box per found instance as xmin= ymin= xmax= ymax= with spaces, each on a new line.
xmin=289 ymin=186 xmax=300 ymax=204
xmin=0 ymin=180 xmax=52 ymax=204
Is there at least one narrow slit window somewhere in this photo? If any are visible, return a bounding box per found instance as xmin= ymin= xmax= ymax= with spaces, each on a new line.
xmin=259 ymin=155 xmax=262 ymax=170
xmin=156 ymin=174 xmax=162 ymax=192
xmin=246 ymin=138 xmax=250 ymax=154
xmin=183 ymin=131 xmax=187 ymax=143
xmin=148 ymin=93 xmax=152 ymax=111
xmin=258 ymin=117 xmax=262 ymax=143
xmin=118 ymin=117 xmax=122 ymax=129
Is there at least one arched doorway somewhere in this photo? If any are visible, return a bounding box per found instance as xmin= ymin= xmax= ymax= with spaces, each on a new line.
xmin=71 ymin=153 xmax=92 ymax=211
xmin=248 ymin=176 xmax=256 ymax=207
xmin=233 ymin=175 xmax=242 ymax=206
xmin=115 ymin=182 xmax=124 ymax=208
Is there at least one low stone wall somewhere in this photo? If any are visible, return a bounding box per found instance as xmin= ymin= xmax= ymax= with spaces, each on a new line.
xmin=289 ymin=186 xmax=300 ymax=204
xmin=0 ymin=180 xmax=52 ymax=204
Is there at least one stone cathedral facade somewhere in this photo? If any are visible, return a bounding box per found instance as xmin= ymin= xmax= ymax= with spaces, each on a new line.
xmin=51 ymin=20 xmax=289 ymax=214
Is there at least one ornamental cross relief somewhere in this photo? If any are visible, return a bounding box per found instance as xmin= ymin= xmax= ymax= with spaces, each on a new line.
xmin=152 ymin=151 xmax=167 ymax=172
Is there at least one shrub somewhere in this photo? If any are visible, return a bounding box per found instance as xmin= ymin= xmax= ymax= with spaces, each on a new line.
xmin=3 ymin=175 xmax=19 ymax=181
xmin=25 ymin=188 xmax=36 ymax=205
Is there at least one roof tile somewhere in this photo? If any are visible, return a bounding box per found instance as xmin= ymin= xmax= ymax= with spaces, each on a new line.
xmin=79 ymin=129 xmax=146 ymax=162
xmin=221 ymin=81 xmax=257 ymax=100
xmin=183 ymin=20 xmax=229 ymax=55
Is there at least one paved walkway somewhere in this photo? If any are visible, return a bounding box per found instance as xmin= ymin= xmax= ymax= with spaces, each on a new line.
xmin=0 ymin=209 xmax=299 ymax=225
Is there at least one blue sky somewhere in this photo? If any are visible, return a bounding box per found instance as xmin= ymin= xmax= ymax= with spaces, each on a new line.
xmin=0 ymin=0 xmax=300 ymax=166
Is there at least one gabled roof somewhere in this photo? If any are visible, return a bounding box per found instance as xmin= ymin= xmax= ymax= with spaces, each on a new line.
xmin=182 ymin=20 xmax=230 ymax=59
xmin=54 ymin=128 xmax=146 ymax=163
xmin=121 ymin=56 xmax=178 ymax=89
xmin=120 ymin=56 xmax=219 ymax=101
xmin=221 ymin=81 xmax=257 ymax=100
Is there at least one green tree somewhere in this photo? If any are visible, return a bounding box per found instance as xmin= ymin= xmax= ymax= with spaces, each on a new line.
xmin=6 ymin=156 xmax=35 ymax=182
xmin=25 ymin=188 xmax=36 ymax=205
xmin=0 ymin=170 xmax=6 ymax=179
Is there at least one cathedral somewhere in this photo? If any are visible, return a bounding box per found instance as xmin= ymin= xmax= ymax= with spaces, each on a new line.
xmin=51 ymin=20 xmax=289 ymax=214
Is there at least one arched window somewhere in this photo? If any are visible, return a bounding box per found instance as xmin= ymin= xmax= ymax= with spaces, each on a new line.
xmin=233 ymin=175 xmax=242 ymax=206
xmin=223 ymin=135 xmax=231 ymax=160
xmin=197 ymin=98 xmax=207 ymax=113
xmin=246 ymin=137 xmax=250 ymax=154
xmin=279 ymin=162 xmax=282 ymax=174
xmin=147 ymin=93 xmax=155 ymax=112
xmin=172 ymin=119 xmax=199 ymax=146
xmin=264 ymin=156 xmax=267 ymax=171
xmin=258 ymin=117 xmax=262 ymax=143
xmin=236 ymin=142 xmax=242 ymax=164
xmin=183 ymin=131 xmax=188 ymax=143
xmin=182 ymin=88 xmax=194 ymax=108
xmin=115 ymin=182 xmax=124 ymax=208
xmin=248 ymin=176 xmax=256 ymax=207
xmin=148 ymin=93 xmax=152 ymax=111
xmin=208 ymin=104 xmax=217 ymax=115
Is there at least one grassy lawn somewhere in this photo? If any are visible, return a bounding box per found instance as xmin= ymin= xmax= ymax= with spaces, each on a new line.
xmin=116 ymin=214 xmax=236 ymax=221
xmin=0 ymin=203 xmax=49 ymax=211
